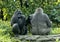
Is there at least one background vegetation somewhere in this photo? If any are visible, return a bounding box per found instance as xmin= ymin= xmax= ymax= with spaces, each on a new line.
xmin=0 ymin=0 xmax=60 ymax=42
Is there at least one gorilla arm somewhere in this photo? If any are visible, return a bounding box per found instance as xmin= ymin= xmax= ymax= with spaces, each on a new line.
xmin=45 ymin=14 xmax=52 ymax=28
xmin=11 ymin=16 xmax=18 ymax=26
xmin=26 ymin=15 xmax=32 ymax=26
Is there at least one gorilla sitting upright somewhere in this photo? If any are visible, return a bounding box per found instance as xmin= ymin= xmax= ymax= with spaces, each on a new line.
xmin=11 ymin=9 xmax=27 ymax=35
xmin=26 ymin=8 xmax=52 ymax=35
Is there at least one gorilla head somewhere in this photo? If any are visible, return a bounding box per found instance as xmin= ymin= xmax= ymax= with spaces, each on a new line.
xmin=35 ymin=7 xmax=43 ymax=14
xmin=14 ymin=10 xmax=22 ymax=18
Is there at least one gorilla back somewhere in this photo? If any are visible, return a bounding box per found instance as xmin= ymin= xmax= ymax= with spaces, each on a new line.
xmin=11 ymin=10 xmax=27 ymax=35
xmin=29 ymin=8 xmax=52 ymax=35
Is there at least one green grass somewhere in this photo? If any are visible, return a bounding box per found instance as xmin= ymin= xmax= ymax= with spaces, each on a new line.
xmin=51 ymin=28 xmax=60 ymax=34
xmin=0 ymin=20 xmax=20 ymax=42
xmin=0 ymin=20 xmax=60 ymax=42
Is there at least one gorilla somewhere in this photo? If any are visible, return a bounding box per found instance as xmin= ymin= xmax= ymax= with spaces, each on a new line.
xmin=11 ymin=10 xmax=27 ymax=35
xmin=26 ymin=7 xmax=52 ymax=35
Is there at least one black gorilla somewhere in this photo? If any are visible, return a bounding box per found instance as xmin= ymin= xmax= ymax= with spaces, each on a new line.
xmin=11 ymin=10 xmax=27 ymax=35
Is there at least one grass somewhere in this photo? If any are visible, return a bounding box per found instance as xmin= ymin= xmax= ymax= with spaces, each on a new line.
xmin=51 ymin=28 xmax=60 ymax=34
xmin=0 ymin=20 xmax=20 ymax=42
xmin=0 ymin=20 xmax=60 ymax=42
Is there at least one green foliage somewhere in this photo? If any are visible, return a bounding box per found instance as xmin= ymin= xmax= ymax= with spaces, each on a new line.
xmin=0 ymin=20 xmax=21 ymax=42
xmin=0 ymin=0 xmax=60 ymax=17
xmin=51 ymin=28 xmax=60 ymax=34
xmin=56 ymin=38 xmax=59 ymax=42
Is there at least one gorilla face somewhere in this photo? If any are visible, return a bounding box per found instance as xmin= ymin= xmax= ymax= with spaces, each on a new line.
xmin=17 ymin=10 xmax=23 ymax=18
xmin=18 ymin=14 xmax=21 ymax=18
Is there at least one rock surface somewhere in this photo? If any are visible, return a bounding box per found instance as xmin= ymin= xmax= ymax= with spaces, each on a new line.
xmin=14 ymin=34 xmax=60 ymax=42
